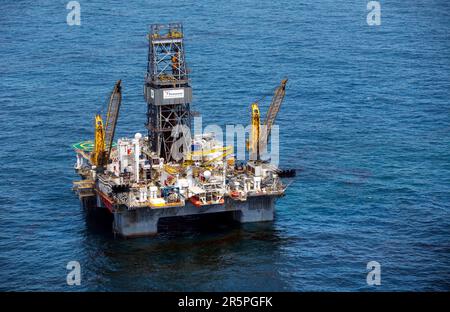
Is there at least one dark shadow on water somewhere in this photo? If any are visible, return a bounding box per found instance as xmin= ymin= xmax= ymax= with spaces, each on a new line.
xmin=82 ymin=206 xmax=114 ymax=238
xmin=82 ymin=204 xmax=280 ymax=240
xmin=83 ymin=206 xmax=243 ymax=237
xmin=80 ymin=203 xmax=292 ymax=291
xmin=157 ymin=211 xmax=239 ymax=236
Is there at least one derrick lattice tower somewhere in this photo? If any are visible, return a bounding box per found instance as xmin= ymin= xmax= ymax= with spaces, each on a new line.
xmin=144 ymin=23 xmax=192 ymax=161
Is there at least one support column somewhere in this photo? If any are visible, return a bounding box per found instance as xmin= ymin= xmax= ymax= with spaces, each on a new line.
xmin=233 ymin=196 xmax=276 ymax=223
xmin=113 ymin=208 xmax=160 ymax=237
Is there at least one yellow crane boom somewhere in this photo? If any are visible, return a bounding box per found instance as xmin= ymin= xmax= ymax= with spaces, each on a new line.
xmin=250 ymin=78 xmax=288 ymax=161
xmin=250 ymin=102 xmax=261 ymax=161
xmin=91 ymin=80 xmax=122 ymax=168
xmin=91 ymin=115 xmax=105 ymax=166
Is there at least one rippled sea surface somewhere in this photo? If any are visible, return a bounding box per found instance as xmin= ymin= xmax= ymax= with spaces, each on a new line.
xmin=1 ymin=0 xmax=449 ymax=291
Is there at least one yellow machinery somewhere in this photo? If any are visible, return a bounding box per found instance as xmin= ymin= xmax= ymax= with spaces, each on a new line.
xmin=250 ymin=102 xmax=261 ymax=161
xmin=171 ymin=52 xmax=179 ymax=74
xmin=203 ymin=146 xmax=234 ymax=168
xmin=91 ymin=115 xmax=105 ymax=166
xmin=90 ymin=80 xmax=122 ymax=168
xmin=163 ymin=146 xmax=234 ymax=174
xmin=250 ymin=78 xmax=288 ymax=161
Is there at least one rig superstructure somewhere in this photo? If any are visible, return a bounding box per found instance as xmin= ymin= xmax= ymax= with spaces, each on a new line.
xmin=72 ymin=23 xmax=289 ymax=237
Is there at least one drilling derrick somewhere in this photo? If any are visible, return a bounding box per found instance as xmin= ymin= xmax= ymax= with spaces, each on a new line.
xmin=144 ymin=23 xmax=192 ymax=162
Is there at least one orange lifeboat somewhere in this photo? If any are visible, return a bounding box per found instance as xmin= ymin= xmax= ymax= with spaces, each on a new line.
xmin=230 ymin=190 xmax=240 ymax=198
xmin=189 ymin=196 xmax=225 ymax=207
xmin=190 ymin=196 xmax=202 ymax=207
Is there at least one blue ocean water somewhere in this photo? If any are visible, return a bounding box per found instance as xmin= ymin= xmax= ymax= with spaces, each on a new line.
xmin=0 ymin=0 xmax=449 ymax=291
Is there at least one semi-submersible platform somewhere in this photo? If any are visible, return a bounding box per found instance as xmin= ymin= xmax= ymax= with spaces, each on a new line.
xmin=72 ymin=23 xmax=291 ymax=237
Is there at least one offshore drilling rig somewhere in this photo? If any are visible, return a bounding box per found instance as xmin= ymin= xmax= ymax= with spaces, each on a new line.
xmin=72 ymin=23 xmax=289 ymax=237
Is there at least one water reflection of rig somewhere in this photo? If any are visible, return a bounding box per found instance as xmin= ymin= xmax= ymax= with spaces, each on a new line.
xmin=72 ymin=23 xmax=291 ymax=237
